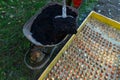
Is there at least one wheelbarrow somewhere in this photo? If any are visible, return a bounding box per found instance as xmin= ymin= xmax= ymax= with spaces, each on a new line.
xmin=23 ymin=2 xmax=78 ymax=70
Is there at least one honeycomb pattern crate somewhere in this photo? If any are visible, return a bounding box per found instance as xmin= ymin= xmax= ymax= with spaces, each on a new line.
xmin=39 ymin=11 xmax=120 ymax=80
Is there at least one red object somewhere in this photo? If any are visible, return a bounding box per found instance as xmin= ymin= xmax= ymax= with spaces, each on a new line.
xmin=73 ymin=0 xmax=82 ymax=8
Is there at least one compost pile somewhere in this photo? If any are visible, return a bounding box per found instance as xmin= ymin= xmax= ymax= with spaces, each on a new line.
xmin=31 ymin=4 xmax=78 ymax=45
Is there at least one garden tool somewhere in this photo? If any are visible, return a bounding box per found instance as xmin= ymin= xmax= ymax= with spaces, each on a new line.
xmin=53 ymin=0 xmax=77 ymax=34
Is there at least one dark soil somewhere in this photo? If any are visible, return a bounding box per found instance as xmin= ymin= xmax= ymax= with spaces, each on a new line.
xmin=31 ymin=4 xmax=78 ymax=45
xmin=53 ymin=17 xmax=77 ymax=34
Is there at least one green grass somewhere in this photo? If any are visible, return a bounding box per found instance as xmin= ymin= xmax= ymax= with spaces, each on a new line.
xmin=0 ymin=0 xmax=97 ymax=80
xmin=78 ymin=0 xmax=98 ymax=25
xmin=0 ymin=0 xmax=48 ymax=80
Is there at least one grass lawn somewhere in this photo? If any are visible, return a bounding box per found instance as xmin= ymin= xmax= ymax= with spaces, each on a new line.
xmin=0 ymin=0 xmax=97 ymax=80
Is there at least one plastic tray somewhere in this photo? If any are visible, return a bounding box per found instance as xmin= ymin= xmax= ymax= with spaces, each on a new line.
xmin=38 ymin=11 xmax=120 ymax=80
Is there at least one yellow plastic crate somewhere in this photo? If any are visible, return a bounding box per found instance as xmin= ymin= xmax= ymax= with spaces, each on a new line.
xmin=39 ymin=11 xmax=120 ymax=80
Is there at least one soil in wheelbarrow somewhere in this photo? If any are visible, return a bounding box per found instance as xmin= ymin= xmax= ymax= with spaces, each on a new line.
xmin=30 ymin=4 xmax=78 ymax=45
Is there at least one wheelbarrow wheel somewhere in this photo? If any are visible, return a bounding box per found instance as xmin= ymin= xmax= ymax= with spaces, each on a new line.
xmin=24 ymin=44 xmax=57 ymax=70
